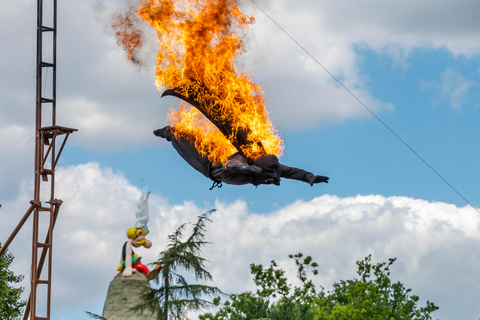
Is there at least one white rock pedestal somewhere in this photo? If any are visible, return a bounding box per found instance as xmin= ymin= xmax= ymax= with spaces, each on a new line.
xmin=102 ymin=272 xmax=160 ymax=320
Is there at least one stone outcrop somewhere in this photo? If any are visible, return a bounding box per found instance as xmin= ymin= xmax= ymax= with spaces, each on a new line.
xmin=102 ymin=272 xmax=160 ymax=320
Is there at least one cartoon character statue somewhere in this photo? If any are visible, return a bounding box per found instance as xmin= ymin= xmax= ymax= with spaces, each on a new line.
xmin=115 ymin=191 xmax=152 ymax=277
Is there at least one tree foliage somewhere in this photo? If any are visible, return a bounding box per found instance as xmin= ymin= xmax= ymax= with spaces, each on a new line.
xmin=200 ymin=254 xmax=438 ymax=320
xmin=135 ymin=211 xmax=223 ymax=320
xmin=313 ymin=255 xmax=438 ymax=320
xmin=0 ymin=243 xmax=27 ymax=320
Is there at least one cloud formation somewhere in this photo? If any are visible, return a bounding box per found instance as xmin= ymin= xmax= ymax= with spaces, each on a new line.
xmin=1 ymin=163 xmax=479 ymax=319
xmin=237 ymin=0 xmax=480 ymax=128
xmin=420 ymin=68 xmax=476 ymax=111
xmin=2 ymin=2 xmax=480 ymax=318
xmin=2 ymin=0 xmax=480 ymax=150
xmin=437 ymin=69 xmax=473 ymax=110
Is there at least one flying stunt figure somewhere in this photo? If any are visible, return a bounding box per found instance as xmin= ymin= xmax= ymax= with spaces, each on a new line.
xmin=115 ymin=0 xmax=330 ymax=188
xmin=154 ymin=90 xmax=329 ymax=189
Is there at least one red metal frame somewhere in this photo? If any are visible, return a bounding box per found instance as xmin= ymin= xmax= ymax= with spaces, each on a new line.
xmin=0 ymin=1 xmax=76 ymax=319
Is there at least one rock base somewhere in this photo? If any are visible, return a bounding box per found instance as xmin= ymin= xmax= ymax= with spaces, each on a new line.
xmin=102 ymin=271 xmax=160 ymax=320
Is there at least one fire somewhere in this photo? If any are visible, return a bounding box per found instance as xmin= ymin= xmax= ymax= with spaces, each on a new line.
xmin=118 ymin=0 xmax=284 ymax=164
xmin=167 ymin=103 xmax=238 ymax=163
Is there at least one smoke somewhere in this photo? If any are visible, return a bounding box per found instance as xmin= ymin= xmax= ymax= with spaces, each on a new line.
xmin=111 ymin=8 xmax=145 ymax=65
xmin=92 ymin=0 xmax=158 ymax=68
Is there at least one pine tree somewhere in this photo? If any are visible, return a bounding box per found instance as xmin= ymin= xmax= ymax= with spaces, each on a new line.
xmin=0 ymin=243 xmax=27 ymax=320
xmin=136 ymin=211 xmax=223 ymax=320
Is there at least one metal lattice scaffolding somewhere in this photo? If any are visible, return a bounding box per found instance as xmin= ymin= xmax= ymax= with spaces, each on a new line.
xmin=0 ymin=0 xmax=77 ymax=319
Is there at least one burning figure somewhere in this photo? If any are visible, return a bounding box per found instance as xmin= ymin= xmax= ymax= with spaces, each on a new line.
xmin=155 ymin=87 xmax=329 ymax=187
xmin=113 ymin=0 xmax=329 ymax=187
xmin=154 ymin=125 xmax=328 ymax=187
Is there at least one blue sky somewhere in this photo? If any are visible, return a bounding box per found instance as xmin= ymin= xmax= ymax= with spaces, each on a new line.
xmin=62 ymin=46 xmax=480 ymax=213
xmin=1 ymin=0 xmax=480 ymax=319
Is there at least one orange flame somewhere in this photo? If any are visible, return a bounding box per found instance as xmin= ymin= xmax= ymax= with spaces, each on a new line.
xmin=136 ymin=0 xmax=284 ymax=163
xmin=167 ymin=103 xmax=238 ymax=163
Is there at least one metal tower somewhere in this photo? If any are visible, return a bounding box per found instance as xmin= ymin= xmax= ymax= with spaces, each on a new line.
xmin=0 ymin=0 xmax=77 ymax=319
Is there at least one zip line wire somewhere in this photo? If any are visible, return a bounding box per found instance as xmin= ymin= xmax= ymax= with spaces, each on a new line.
xmin=249 ymin=0 xmax=479 ymax=214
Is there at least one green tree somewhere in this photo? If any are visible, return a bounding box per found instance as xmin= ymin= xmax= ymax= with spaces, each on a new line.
xmin=0 ymin=243 xmax=27 ymax=320
xmin=313 ymin=255 xmax=439 ymax=320
xmin=202 ymin=292 xmax=270 ymax=320
xmin=135 ymin=211 xmax=223 ymax=320
xmin=200 ymin=254 xmax=438 ymax=320
xmin=200 ymin=253 xmax=317 ymax=320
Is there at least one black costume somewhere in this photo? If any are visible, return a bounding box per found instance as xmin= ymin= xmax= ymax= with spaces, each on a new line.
xmin=157 ymin=88 xmax=329 ymax=188
xmin=154 ymin=126 xmax=328 ymax=187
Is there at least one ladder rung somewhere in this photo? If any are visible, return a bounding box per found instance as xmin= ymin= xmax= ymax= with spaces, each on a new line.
xmin=42 ymin=26 xmax=54 ymax=32
xmin=38 ymin=206 xmax=51 ymax=211
xmin=35 ymin=317 xmax=49 ymax=320
xmin=41 ymin=62 xmax=54 ymax=68
xmin=37 ymin=242 xmax=50 ymax=248
xmin=40 ymin=169 xmax=54 ymax=175
xmin=36 ymin=279 xmax=50 ymax=285
xmin=41 ymin=98 xmax=54 ymax=104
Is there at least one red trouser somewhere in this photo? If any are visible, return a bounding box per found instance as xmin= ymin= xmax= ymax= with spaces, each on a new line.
xmin=133 ymin=259 xmax=149 ymax=276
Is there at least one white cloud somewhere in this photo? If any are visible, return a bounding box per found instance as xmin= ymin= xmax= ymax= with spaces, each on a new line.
xmin=287 ymin=0 xmax=480 ymax=57
xmin=438 ymin=69 xmax=473 ymax=110
xmin=2 ymin=0 xmax=480 ymax=149
xmin=235 ymin=0 xmax=480 ymax=127
xmin=1 ymin=163 xmax=479 ymax=319
xmin=0 ymin=121 xmax=33 ymax=200
xmin=2 ymin=2 xmax=479 ymax=318
xmin=421 ymin=68 xmax=474 ymax=110
xmin=57 ymin=95 xmax=162 ymax=150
